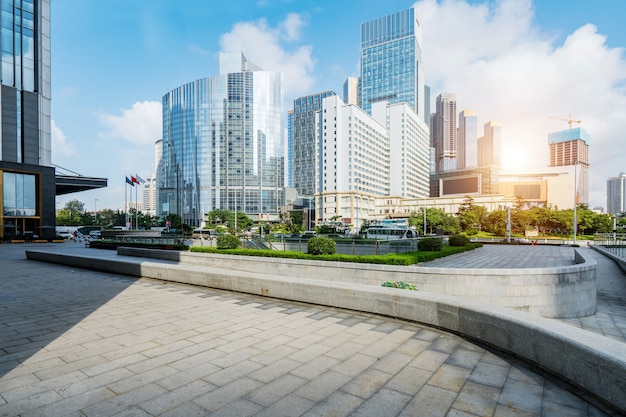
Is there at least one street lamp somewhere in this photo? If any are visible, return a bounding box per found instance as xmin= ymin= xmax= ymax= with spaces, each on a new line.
xmin=94 ymin=199 xmax=99 ymax=224
xmin=573 ymin=163 xmax=578 ymax=246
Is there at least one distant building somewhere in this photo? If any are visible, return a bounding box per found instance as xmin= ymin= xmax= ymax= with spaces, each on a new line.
xmin=287 ymin=110 xmax=294 ymax=188
xmin=359 ymin=7 xmax=425 ymax=119
xmin=343 ymin=77 xmax=359 ymax=106
xmin=158 ymin=52 xmax=284 ymax=226
xmin=292 ymin=91 xmax=336 ymax=196
xmin=607 ymin=172 xmax=626 ymax=214
xmin=433 ymin=93 xmax=457 ymax=172
xmin=457 ymin=110 xmax=478 ymax=169
xmin=548 ymin=127 xmax=589 ymax=206
xmin=478 ymin=121 xmax=502 ymax=168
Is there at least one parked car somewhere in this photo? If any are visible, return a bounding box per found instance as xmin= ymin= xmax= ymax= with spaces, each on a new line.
xmin=300 ymin=231 xmax=317 ymax=239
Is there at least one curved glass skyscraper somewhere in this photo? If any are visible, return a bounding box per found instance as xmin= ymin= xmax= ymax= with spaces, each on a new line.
xmin=159 ymin=53 xmax=284 ymax=226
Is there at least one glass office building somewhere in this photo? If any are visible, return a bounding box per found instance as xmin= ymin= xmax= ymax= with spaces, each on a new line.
xmin=292 ymin=91 xmax=336 ymax=196
xmin=0 ymin=0 xmax=57 ymax=240
xmin=360 ymin=7 xmax=424 ymax=119
xmin=159 ymin=52 xmax=284 ymax=226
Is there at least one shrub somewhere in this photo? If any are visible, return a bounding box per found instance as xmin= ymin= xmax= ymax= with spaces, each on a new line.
xmin=448 ymin=234 xmax=470 ymax=247
xmin=381 ymin=281 xmax=417 ymax=290
xmin=307 ymin=236 xmax=336 ymax=255
xmin=418 ymin=237 xmax=442 ymax=251
xmin=217 ymin=234 xmax=240 ymax=249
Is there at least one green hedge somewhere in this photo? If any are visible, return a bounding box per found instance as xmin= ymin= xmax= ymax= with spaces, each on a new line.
xmin=190 ymin=243 xmax=482 ymax=266
xmin=418 ymin=237 xmax=442 ymax=251
xmin=448 ymin=234 xmax=470 ymax=247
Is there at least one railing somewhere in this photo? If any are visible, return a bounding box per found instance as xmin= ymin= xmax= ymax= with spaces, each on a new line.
xmin=594 ymin=233 xmax=626 ymax=260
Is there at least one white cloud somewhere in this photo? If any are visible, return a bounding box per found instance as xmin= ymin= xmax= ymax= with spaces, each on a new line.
xmin=219 ymin=14 xmax=316 ymax=99
xmin=98 ymin=100 xmax=162 ymax=145
xmin=51 ymin=119 xmax=77 ymax=162
xmin=414 ymin=0 xmax=626 ymax=209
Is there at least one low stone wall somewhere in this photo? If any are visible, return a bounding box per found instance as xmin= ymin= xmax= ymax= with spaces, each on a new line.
xmin=25 ymin=248 xmax=625 ymax=413
xmin=592 ymin=245 xmax=626 ymax=273
xmin=117 ymin=247 xmax=597 ymax=319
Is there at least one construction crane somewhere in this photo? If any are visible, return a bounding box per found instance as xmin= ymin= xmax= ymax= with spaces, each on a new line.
xmin=548 ymin=114 xmax=582 ymax=129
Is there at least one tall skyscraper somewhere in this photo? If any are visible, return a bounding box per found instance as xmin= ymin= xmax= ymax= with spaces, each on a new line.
xmin=478 ymin=121 xmax=502 ymax=168
xmin=292 ymin=91 xmax=336 ymax=196
xmin=433 ymin=93 xmax=457 ymax=172
xmin=287 ymin=110 xmax=294 ymax=188
xmin=548 ymin=127 xmax=589 ymax=205
xmin=607 ymin=173 xmax=626 ymax=215
xmin=359 ymin=7 xmax=424 ymax=119
xmin=0 ymin=0 xmax=56 ymax=240
xmin=159 ymin=52 xmax=284 ymax=226
xmin=457 ymin=110 xmax=478 ymax=169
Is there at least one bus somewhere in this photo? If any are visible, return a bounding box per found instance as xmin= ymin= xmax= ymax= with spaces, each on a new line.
xmin=192 ymin=229 xmax=216 ymax=239
xmin=366 ymin=225 xmax=416 ymax=240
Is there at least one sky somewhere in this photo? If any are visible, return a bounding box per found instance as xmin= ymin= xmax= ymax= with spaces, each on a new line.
xmin=51 ymin=0 xmax=626 ymax=213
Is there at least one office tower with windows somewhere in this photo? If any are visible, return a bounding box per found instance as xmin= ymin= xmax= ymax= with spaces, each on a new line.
xmin=0 ymin=0 xmax=57 ymax=240
xmin=548 ymin=127 xmax=589 ymax=205
xmin=371 ymin=101 xmax=430 ymax=198
xmin=159 ymin=52 xmax=284 ymax=226
xmin=287 ymin=110 xmax=294 ymax=188
xmin=458 ymin=110 xmax=478 ymax=169
xmin=607 ymin=173 xmax=626 ymax=215
xmin=292 ymin=91 xmax=336 ymax=196
xmin=359 ymin=7 xmax=424 ymax=119
xmin=433 ymin=93 xmax=457 ymax=172
xmin=317 ymin=95 xmax=389 ymax=195
xmin=478 ymin=121 xmax=502 ymax=168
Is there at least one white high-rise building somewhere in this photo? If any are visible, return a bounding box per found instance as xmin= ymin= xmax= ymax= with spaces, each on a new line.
xmin=317 ymin=95 xmax=389 ymax=195
xmin=343 ymin=77 xmax=359 ymax=106
xmin=457 ymin=110 xmax=478 ymax=169
xmin=371 ymin=102 xmax=430 ymax=198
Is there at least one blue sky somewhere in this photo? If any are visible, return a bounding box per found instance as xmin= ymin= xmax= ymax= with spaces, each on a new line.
xmin=51 ymin=0 xmax=626 ymax=212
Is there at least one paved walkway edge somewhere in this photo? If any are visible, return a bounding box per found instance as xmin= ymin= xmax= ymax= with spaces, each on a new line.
xmin=25 ymin=249 xmax=626 ymax=414
xmin=592 ymin=244 xmax=626 ymax=273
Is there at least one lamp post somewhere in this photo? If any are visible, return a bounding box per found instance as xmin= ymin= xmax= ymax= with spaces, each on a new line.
xmin=94 ymin=199 xmax=99 ymax=225
xmin=573 ymin=163 xmax=578 ymax=246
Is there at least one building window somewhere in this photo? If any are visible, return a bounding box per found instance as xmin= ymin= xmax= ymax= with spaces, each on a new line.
xmin=3 ymin=172 xmax=36 ymax=216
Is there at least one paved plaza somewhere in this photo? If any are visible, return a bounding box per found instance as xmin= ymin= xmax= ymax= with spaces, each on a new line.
xmin=1 ymin=242 xmax=624 ymax=416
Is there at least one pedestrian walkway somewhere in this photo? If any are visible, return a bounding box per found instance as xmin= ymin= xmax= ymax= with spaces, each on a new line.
xmin=422 ymin=245 xmax=626 ymax=344
xmin=0 ymin=242 xmax=622 ymax=416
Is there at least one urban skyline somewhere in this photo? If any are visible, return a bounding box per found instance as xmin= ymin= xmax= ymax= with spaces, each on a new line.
xmin=51 ymin=0 xmax=626 ymax=212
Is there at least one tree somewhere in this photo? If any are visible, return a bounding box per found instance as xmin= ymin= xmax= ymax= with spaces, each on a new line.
xmin=287 ymin=210 xmax=304 ymax=234
xmin=56 ymin=199 xmax=86 ymax=226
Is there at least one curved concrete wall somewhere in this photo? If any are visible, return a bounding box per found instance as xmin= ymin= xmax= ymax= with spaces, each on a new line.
xmin=25 ymin=248 xmax=625 ymax=413
xmin=120 ymin=248 xmax=597 ymax=318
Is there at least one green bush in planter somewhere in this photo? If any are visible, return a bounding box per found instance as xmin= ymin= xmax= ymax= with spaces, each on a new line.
xmin=448 ymin=234 xmax=470 ymax=247
xmin=307 ymin=236 xmax=336 ymax=255
xmin=418 ymin=237 xmax=442 ymax=251
xmin=217 ymin=234 xmax=240 ymax=249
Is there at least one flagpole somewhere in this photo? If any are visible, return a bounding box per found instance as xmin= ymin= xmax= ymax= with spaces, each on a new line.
xmin=135 ymin=181 xmax=138 ymax=230
xmin=124 ymin=177 xmax=128 ymax=227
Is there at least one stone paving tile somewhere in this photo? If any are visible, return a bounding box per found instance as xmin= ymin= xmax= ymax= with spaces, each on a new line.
xmin=0 ymin=243 xmax=622 ymax=416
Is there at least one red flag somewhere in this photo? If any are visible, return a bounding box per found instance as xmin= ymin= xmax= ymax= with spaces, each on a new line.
xmin=131 ymin=176 xmax=138 ymax=184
